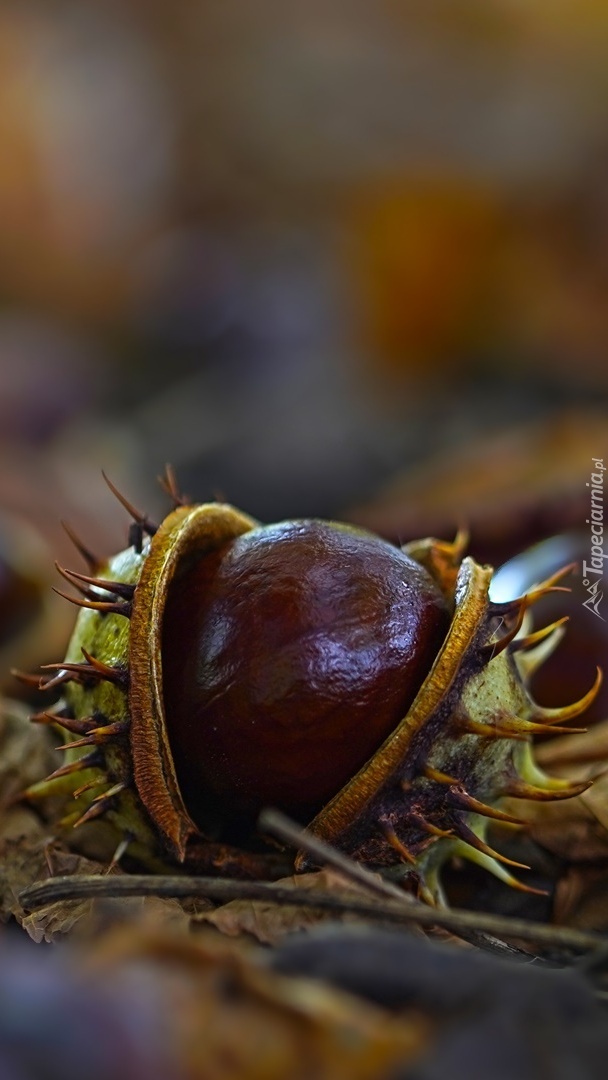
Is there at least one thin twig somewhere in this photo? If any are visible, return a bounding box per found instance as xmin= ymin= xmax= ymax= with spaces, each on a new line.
xmin=259 ymin=808 xmax=414 ymax=903
xmin=18 ymin=873 xmax=607 ymax=956
xmin=258 ymin=809 xmax=544 ymax=960
xmin=19 ymin=810 xmax=608 ymax=961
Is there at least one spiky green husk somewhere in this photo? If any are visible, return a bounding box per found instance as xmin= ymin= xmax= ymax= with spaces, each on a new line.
xmin=26 ymin=542 xmax=164 ymax=865
xmin=24 ymin=500 xmax=600 ymax=897
xmin=295 ymin=541 xmax=596 ymax=902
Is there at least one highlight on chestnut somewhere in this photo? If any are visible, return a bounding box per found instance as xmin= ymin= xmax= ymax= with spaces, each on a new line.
xmin=17 ymin=468 xmax=602 ymax=903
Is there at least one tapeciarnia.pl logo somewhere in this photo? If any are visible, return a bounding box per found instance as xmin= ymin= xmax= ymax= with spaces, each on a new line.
xmin=582 ymin=457 xmax=605 ymax=620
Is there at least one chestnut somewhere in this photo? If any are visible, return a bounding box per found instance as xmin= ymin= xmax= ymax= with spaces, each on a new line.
xmin=23 ymin=474 xmax=601 ymax=902
xmin=161 ymin=520 xmax=450 ymax=839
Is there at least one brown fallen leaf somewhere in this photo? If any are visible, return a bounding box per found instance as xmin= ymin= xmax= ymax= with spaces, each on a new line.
xmin=536 ymin=718 xmax=608 ymax=772
xmin=0 ymin=833 xmax=198 ymax=942
xmin=504 ymin=723 xmax=608 ymax=930
xmin=0 ymin=695 xmax=58 ymax=816
xmin=21 ymin=896 xmax=97 ymax=943
xmin=0 ymin=700 xmax=107 ymax=934
xmin=0 ymin=834 xmax=107 ymax=937
xmin=508 ymin=724 xmax=608 ymax=864
xmin=553 ymin=863 xmax=608 ymax=930
xmin=197 ymin=868 xmax=394 ymax=945
xmin=23 ymin=892 xmax=195 ymax=945
xmin=348 ymin=409 xmax=606 ymax=572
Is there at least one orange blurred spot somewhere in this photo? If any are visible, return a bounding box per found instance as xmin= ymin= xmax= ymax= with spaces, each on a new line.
xmin=346 ymin=176 xmax=504 ymax=376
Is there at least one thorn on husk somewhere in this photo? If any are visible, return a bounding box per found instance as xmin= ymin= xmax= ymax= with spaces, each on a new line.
xmin=41 ymin=649 xmax=128 ymax=690
xmin=532 ymin=667 xmax=603 ymax=723
xmin=409 ymin=812 xmax=454 ymax=838
xmin=82 ymin=648 xmax=129 ymax=687
xmin=447 ymin=787 xmax=525 ymax=825
xmin=58 ymin=719 xmax=129 ymax=750
xmin=71 ymin=802 xmax=108 ymax=828
xmin=11 ymin=668 xmax=55 ymax=691
xmin=107 ymin=833 xmax=132 ymax=870
xmin=522 ymin=562 xmax=576 ymax=608
xmin=423 ymin=764 xmax=460 ymax=785
xmin=128 ymin=522 xmax=144 ymax=554
xmin=93 ymin=781 xmax=127 ymax=802
xmin=59 ymin=734 xmax=109 ymax=752
xmin=30 ymin=708 xmax=70 ymax=725
xmin=72 ymin=783 xmax=127 ymax=829
xmin=510 ymin=616 xmax=569 ymax=652
xmin=454 ymin=844 xmax=549 ymax=896
xmin=91 ymin=719 xmax=129 ymax=737
xmin=72 ymin=797 xmax=115 ymax=829
xmin=503 ymin=778 xmax=593 ymax=801
xmin=158 ymin=463 xmax=188 ymax=507
xmin=102 ymin=470 xmax=158 ymax=537
xmin=57 ymin=564 xmax=136 ymax=601
xmin=52 ymin=586 xmax=131 ymax=618
xmin=458 ymin=716 xmax=529 ymax=741
xmin=452 ymin=820 xmax=530 ymax=869
xmin=73 ymin=778 xmax=105 ymax=799
xmin=514 ymin=628 xmax=566 ymax=678
xmin=50 ymin=714 xmax=99 ymax=736
xmin=44 ymin=750 xmax=103 ymax=782
xmin=379 ymin=820 xmax=417 ymax=865
xmin=60 ymin=520 xmax=100 ymax=571
xmin=480 ymin=600 xmax=528 ymax=660
xmin=38 ymin=669 xmax=75 ymax=692
xmin=55 ymin=562 xmax=96 ymax=598
xmin=460 ymin=714 xmax=586 ymax=740
xmin=488 ymin=563 xmax=575 ymax=619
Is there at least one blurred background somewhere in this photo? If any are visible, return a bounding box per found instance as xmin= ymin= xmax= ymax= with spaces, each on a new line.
xmin=0 ymin=0 xmax=607 ymax=691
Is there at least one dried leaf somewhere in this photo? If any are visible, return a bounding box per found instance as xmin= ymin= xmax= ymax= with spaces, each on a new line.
xmin=0 ymin=802 xmax=46 ymax=845
xmin=0 ymin=834 xmax=199 ymax=942
xmin=503 ymin=725 xmax=608 ymax=930
xmin=22 ymin=898 xmax=94 ymax=943
xmin=0 ymin=696 xmax=58 ymax=813
xmin=553 ymin=863 xmax=608 ymax=931
xmin=198 ymin=869 xmax=389 ymax=945
xmin=23 ymin=892 xmax=194 ymax=945
xmin=0 ymin=834 xmax=107 ymax=937
xmin=349 ymin=410 xmax=607 ymax=569
xmin=510 ymin=726 xmax=608 ymax=864
xmin=536 ymin=718 xmax=608 ymax=772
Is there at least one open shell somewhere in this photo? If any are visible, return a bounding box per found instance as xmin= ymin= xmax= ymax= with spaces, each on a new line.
xmin=24 ymin=489 xmax=601 ymax=900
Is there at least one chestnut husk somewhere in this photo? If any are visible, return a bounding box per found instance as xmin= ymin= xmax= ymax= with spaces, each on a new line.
xmin=23 ymin=487 xmax=601 ymax=902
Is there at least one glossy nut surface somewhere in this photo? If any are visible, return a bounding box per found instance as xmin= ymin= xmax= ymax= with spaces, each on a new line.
xmin=161 ymin=520 xmax=450 ymax=838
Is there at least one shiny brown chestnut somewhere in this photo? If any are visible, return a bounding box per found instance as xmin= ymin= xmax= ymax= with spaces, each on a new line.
xmin=161 ymin=519 xmax=450 ymax=840
xmin=23 ymin=474 xmax=602 ymax=901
